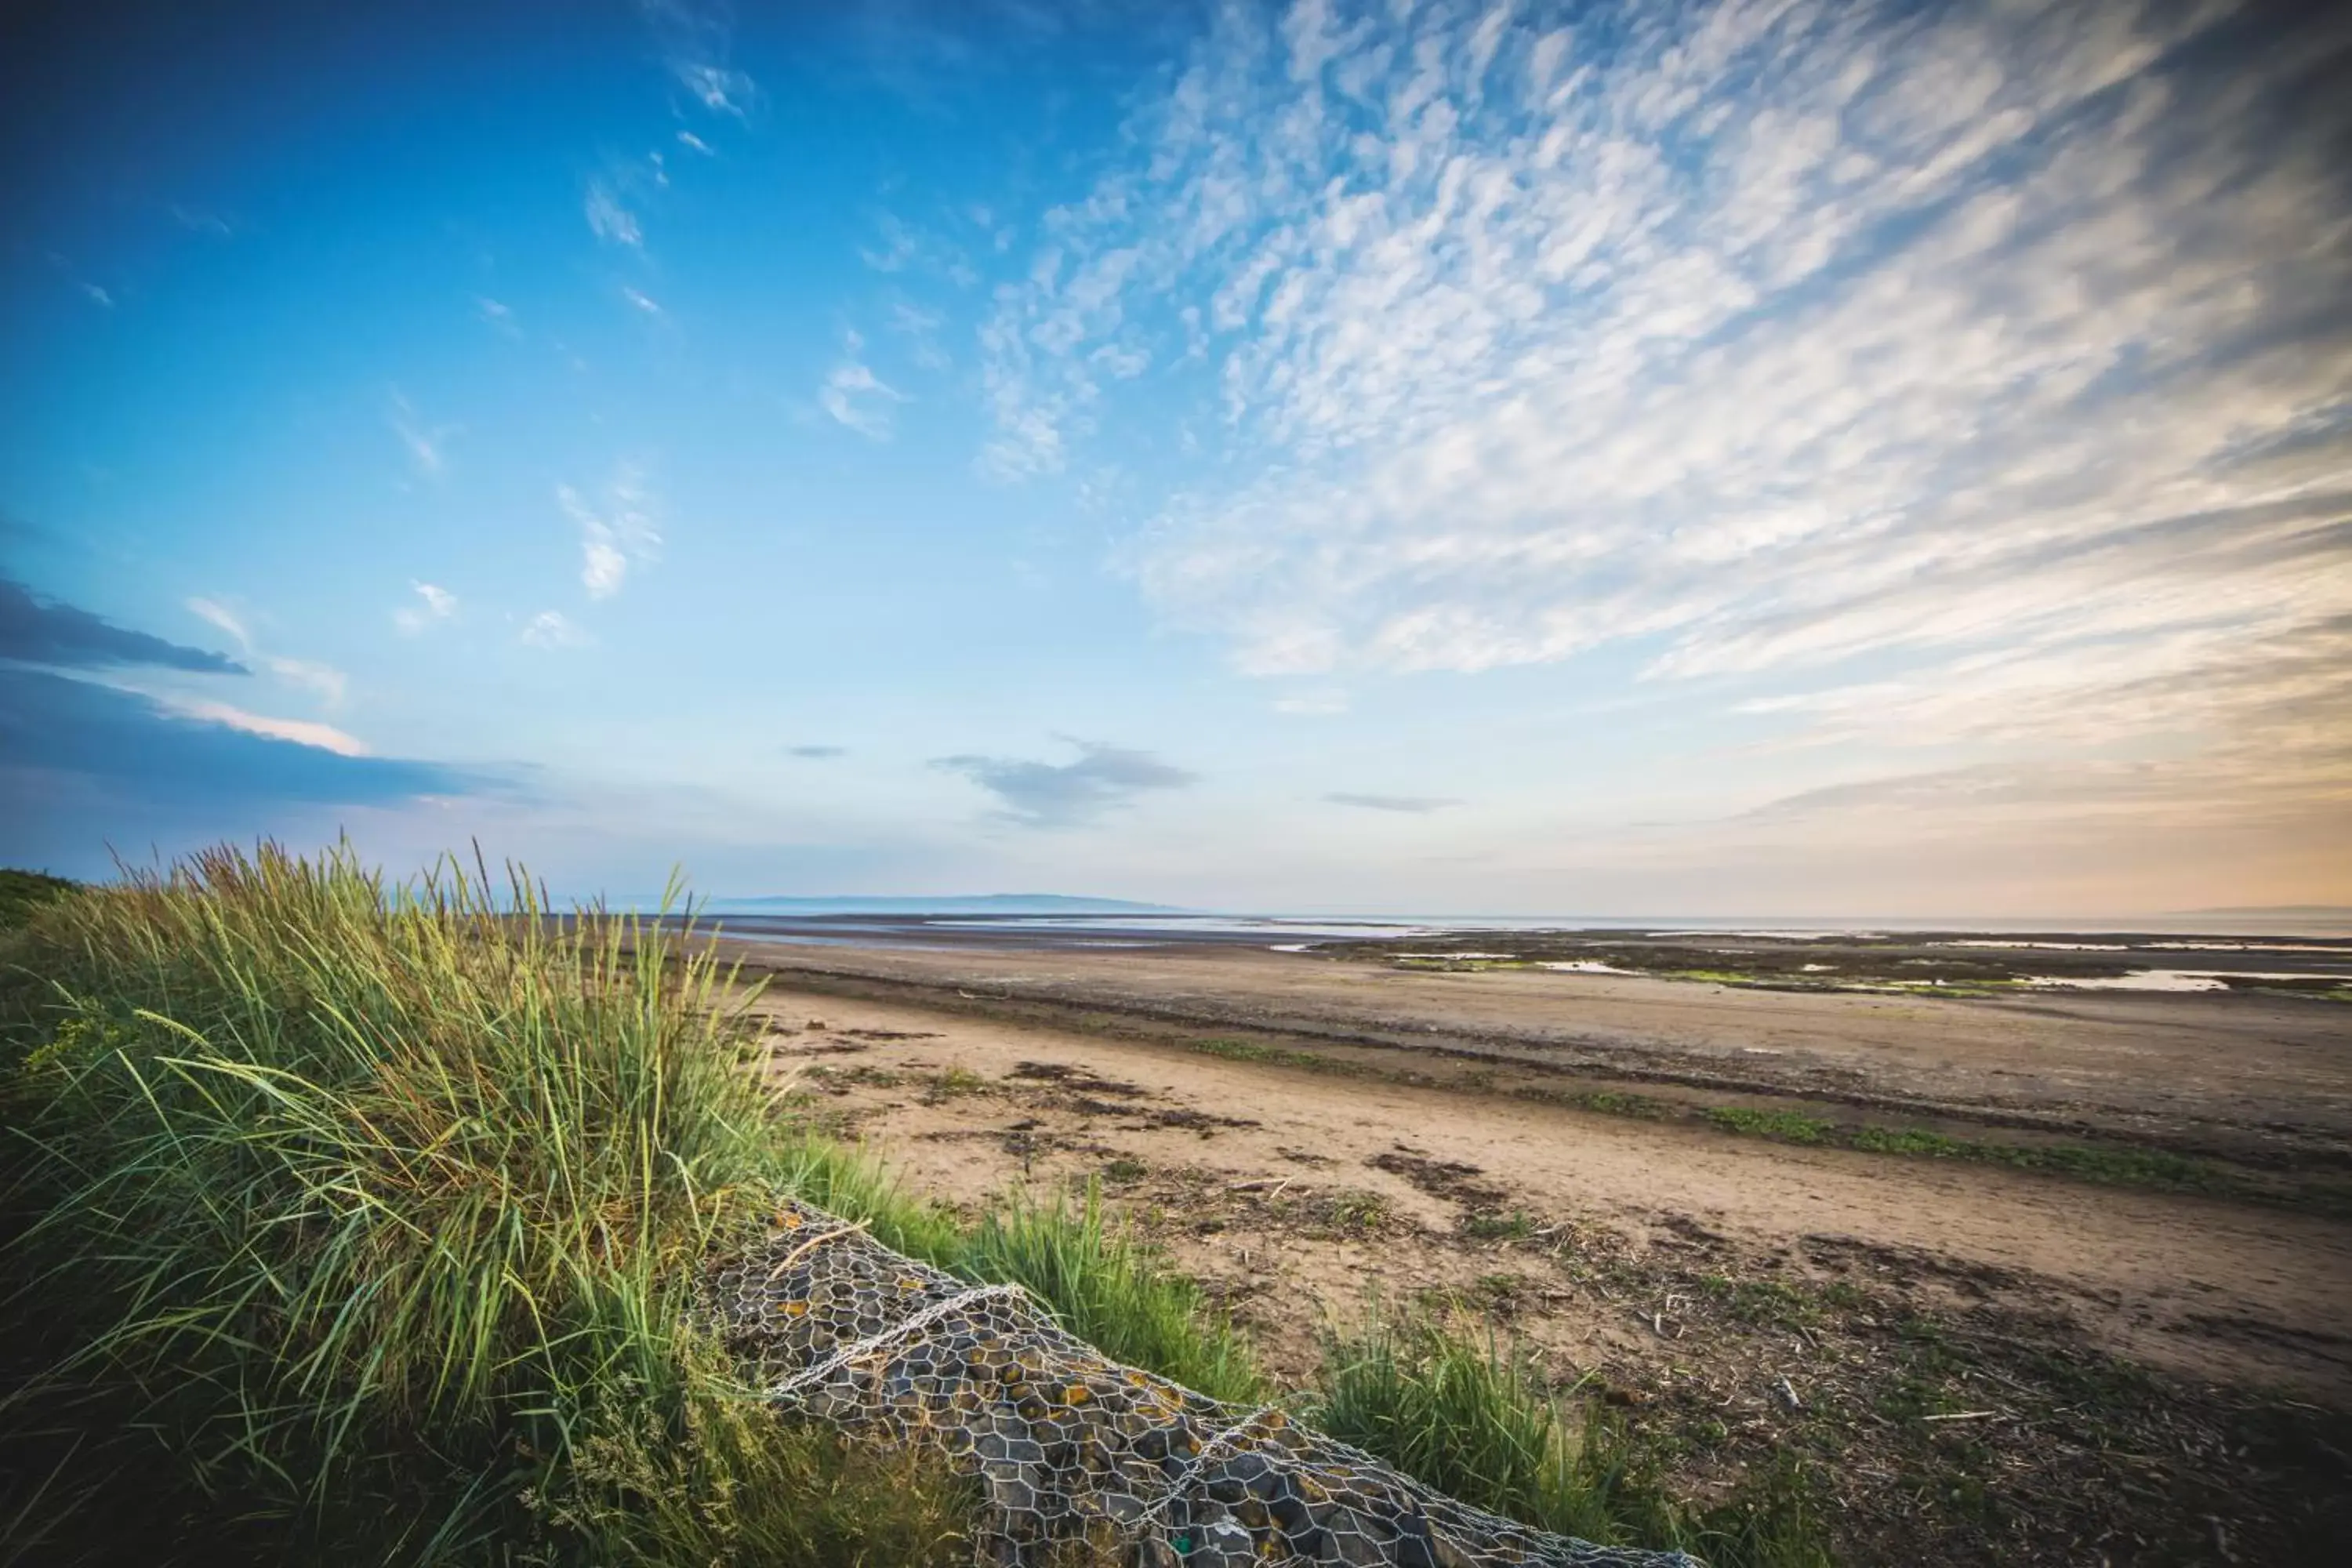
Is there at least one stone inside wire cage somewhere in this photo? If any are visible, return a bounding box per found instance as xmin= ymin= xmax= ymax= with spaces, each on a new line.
xmin=702 ymin=1198 xmax=1698 ymax=1568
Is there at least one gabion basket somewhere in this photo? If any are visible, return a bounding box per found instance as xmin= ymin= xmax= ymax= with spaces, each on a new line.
xmin=703 ymin=1198 xmax=1699 ymax=1568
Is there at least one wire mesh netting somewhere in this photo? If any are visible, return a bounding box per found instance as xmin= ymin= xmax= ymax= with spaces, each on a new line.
xmin=703 ymin=1197 xmax=1700 ymax=1568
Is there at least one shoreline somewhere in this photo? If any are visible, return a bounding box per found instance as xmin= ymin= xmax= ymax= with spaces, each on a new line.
xmin=688 ymin=931 xmax=2352 ymax=1180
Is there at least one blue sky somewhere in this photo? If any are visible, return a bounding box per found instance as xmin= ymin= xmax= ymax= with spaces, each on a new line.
xmin=3 ymin=0 xmax=2347 ymax=915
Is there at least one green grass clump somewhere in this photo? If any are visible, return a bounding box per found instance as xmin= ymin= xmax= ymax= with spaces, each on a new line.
xmin=764 ymin=1142 xmax=1262 ymax=1402
xmin=1313 ymin=1315 xmax=1638 ymax=1544
xmin=1310 ymin=1314 xmax=1830 ymax=1568
xmin=1461 ymin=1210 xmax=1539 ymax=1242
xmin=1189 ymin=1036 xmax=1357 ymax=1074
xmin=0 ymin=843 xmax=963 ymax=1563
xmin=1704 ymin=1106 xmax=1835 ymax=1144
xmin=961 ymin=1186 xmax=1265 ymax=1403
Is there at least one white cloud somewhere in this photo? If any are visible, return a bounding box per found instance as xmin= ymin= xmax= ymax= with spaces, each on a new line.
xmin=820 ymin=343 xmax=909 ymax=439
xmin=889 ymin=299 xmax=952 ymax=371
xmin=394 ymin=581 xmax=458 ymax=634
xmin=266 ymin=657 xmax=347 ymax=709
xmin=183 ymin=597 xmax=347 ymax=709
xmin=520 ymin=609 xmax=587 ymax=648
xmin=557 ymin=468 xmax=664 ymax=600
xmin=677 ymin=129 xmax=713 ymax=154
xmin=638 ymin=1 xmax=758 ymax=118
xmin=169 ymin=204 xmax=233 ymax=238
xmin=585 ymin=180 xmax=643 ymax=247
xmin=185 ymin=597 xmax=252 ymax=652
xmin=983 ymin=0 xmax=2352 ymax=833
xmin=165 ymin=697 xmax=369 ymax=757
xmin=42 ymin=252 xmax=114 ymax=310
xmin=621 ymin=285 xmax=665 ymax=316
xmin=673 ymin=60 xmax=756 ymax=118
xmin=476 ymin=296 xmax=519 ymax=335
xmin=387 ymin=390 xmax=457 ymax=477
xmin=861 ymin=214 xmax=919 ymax=273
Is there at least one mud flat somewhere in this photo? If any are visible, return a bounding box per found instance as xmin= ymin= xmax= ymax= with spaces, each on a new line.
xmin=728 ymin=963 xmax=2352 ymax=1565
xmin=697 ymin=931 xmax=2352 ymax=1171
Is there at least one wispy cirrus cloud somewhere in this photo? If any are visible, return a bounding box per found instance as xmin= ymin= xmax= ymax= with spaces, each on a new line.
xmin=520 ymin=609 xmax=587 ymax=649
xmin=476 ymin=296 xmax=519 ymax=336
xmin=638 ymin=0 xmax=758 ymax=118
xmin=981 ymin=0 xmax=2352 ymax=846
xmin=265 ymin=658 xmax=347 ymax=710
xmin=184 ymin=597 xmax=251 ymax=652
xmin=387 ymin=390 xmax=457 ymax=477
xmin=584 ymin=180 xmax=644 ymax=248
xmin=820 ymin=334 xmax=907 ymax=439
xmin=168 ymin=203 xmax=233 ymax=238
xmin=557 ymin=468 xmax=663 ymax=601
xmin=394 ymin=581 xmax=458 ymax=634
xmin=934 ymin=739 xmax=1197 ymax=828
xmin=179 ymin=593 xmax=348 ymax=710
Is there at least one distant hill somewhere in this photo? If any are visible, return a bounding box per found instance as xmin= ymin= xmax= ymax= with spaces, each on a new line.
xmin=0 ymin=868 xmax=79 ymax=927
xmin=2178 ymin=905 xmax=2352 ymax=916
xmin=715 ymin=893 xmax=1185 ymax=916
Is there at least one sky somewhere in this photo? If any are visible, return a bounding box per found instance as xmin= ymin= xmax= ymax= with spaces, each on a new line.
xmin=2 ymin=0 xmax=2347 ymax=916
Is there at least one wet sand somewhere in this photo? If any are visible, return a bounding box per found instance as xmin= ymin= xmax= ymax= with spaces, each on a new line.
xmin=701 ymin=932 xmax=2352 ymax=1164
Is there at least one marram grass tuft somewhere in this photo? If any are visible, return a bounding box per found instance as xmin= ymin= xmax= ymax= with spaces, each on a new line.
xmin=0 ymin=840 xmax=964 ymax=1564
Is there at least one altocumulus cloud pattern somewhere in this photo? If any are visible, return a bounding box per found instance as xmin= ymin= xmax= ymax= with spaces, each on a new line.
xmin=982 ymin=0 xmax=2350 ymax=837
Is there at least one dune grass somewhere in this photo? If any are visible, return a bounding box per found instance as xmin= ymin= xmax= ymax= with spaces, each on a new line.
xmin=0 ymin=843 xmax=974 ymax=1564
xmin=1313 ymin=1312 xmax=1831 ymax=1568
xmin=0 ymin=845 xmax=1812 ymax=1565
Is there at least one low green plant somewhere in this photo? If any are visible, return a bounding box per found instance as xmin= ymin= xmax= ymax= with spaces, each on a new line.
xmin=923 ymin=1064 xmax=987 ymax=1098
xmin=1462 ymin=1210 xmax=1540 ymax=1242
xmin=1311 ymin=1312 xmax=1834 ymax=1567
xmin=1189 ymin=1036 xmax=1355 ymax=1073
xmin=1704 ymin=1106 xmax=1835 ymax=1144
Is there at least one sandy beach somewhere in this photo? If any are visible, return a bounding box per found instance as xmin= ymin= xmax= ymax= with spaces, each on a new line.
xmin=703 ymin=928 xmax=2352 ymax=1561
xmin=701 ymin=928 xmax=2352 ymax=1163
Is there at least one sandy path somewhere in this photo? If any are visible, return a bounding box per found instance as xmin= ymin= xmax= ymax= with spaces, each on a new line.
xmin=708 ymin=935 xmax=2352 ymax=1160
xmin=749 ymin=983 xmax=2352 ymax=1403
